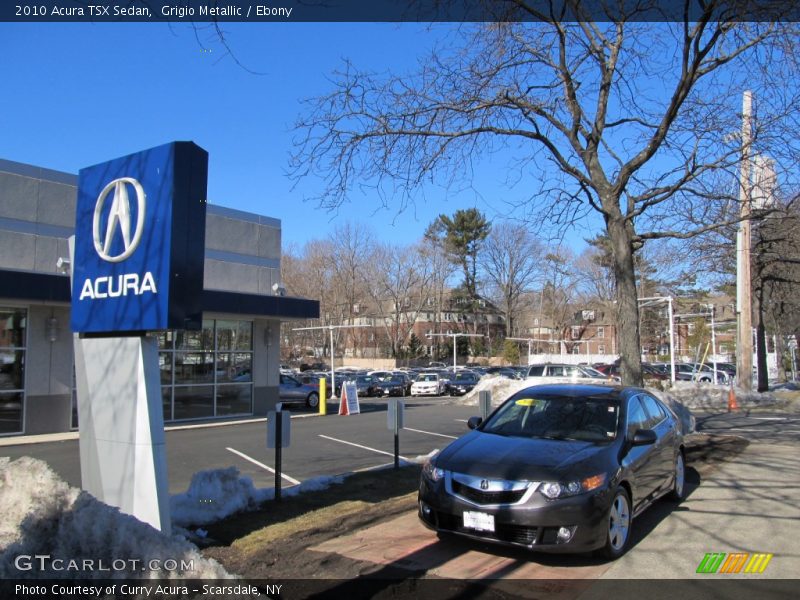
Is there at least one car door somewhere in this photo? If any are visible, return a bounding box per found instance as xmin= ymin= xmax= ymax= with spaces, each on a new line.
xmin=622 ymin=395 xmax=662 ymax=512
xmin=279 ymin=374 xmax=303 ymax=401
xmin=639 ymin=393 xmax=676 ymax=493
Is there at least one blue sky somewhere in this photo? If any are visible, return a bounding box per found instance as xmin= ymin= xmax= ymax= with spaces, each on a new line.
xmin=2 ymin=22 xmax=592 ymax=250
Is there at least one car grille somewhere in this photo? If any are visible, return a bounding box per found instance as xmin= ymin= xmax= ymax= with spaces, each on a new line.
xmin=452 ymin=480 xmax=527 ymax=505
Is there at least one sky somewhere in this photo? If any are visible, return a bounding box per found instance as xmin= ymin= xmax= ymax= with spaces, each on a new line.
xmin=1 ymin=22 xmax=595 ymax=251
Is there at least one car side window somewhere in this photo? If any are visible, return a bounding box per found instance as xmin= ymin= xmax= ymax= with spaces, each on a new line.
xmin=550 ymin=366 xmax=565 ymax=376
xmin=528 ymin=366 xmax=544 ymax=376
xmin=639 ymin=394 xmax=666 ymax=428
xmin=626 ymin=397 xmax=648 ymax=439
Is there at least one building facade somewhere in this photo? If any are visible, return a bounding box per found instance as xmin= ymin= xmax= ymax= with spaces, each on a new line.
xmin=0 ymin=158 xmax=318 ymax=437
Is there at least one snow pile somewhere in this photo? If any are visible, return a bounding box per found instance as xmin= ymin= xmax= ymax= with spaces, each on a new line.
xmin=456 ymin=376 xmax=529 ymax=408
xmin=0 ymin=457 xmax=231 ymax=579
xmin=664 ymin=382 xmax=784 ymax=411
xmin=171 ymin=467 xmax=346 ymax=528
xmin=170 ymin=467 xmax=270 ymax=528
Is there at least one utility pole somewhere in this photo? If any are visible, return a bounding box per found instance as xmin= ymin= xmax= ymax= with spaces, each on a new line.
xmin=737 ymin=91 xmax=754 ymax=392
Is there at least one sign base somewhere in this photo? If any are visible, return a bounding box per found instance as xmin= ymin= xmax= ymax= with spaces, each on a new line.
xmin=74 ymin=335 xmax=171 ymax=533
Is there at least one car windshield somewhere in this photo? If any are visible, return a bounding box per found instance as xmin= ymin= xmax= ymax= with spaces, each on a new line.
xmin=481 ymin=393 xmax=619 ymax=442
xmin=417 ymin=374 xmax=437 ymax=382
xmin=454 ymin=373 xmax=475 ymax=382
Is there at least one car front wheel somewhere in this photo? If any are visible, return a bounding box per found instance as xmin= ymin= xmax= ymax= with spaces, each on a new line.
xmin=306 ymin=392 xmax=319 ymax=409
xmin=600 ymin=487 xmax=632 ymax=560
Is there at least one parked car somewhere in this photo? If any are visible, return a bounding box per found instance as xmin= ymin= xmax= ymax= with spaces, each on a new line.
xmin=411 ymin=372 xmax=449 ymax=396
xmin=373 ymin=376 xmax=410 ymax=397
xmin=448 ymin=371 xmax=482 ymax=396
xmin=419 ymin=383 xmax=685 ymax=559
xmin=674 ymin=363 xmax=729 ymax=384
xmin=279 ymin=374 xmax=320 ymax=409
xmin=527 ymin=363 xmax=616 ymax=385
xmin=486 ymin=366 xmax=521 ymax=380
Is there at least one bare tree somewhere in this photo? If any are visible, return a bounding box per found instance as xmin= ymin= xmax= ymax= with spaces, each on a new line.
xmin=291 ymin=4 xmax=800 ymax=384
xmin=479 ymin=221 xmax=544 ymax=337
xmin=364 ymin=242 xmax=433 ymax=357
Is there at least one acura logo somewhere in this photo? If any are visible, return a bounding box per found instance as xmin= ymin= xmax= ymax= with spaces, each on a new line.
xmin=93 ymin=177 xmax=146 ymax=263
xmin=480 ymin=479 xmax=489 ymax=490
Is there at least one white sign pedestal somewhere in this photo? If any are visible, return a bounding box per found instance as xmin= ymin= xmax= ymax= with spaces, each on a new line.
xmin=73 ymin=335 xmax=171 ymax=533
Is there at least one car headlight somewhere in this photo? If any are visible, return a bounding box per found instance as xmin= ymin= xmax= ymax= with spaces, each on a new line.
xmin=538 ymin=473 xmax=607 ymax=499
xmin=422 ymin=460 xmax=445 ymax=482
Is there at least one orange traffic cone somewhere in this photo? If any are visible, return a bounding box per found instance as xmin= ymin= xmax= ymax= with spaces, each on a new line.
xmin=727 ymin=386 xmax=739 ymax=412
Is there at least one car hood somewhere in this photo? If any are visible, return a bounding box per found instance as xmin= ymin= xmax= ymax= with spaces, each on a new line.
xmin=436 ymin=431 xmax=611 ymax=481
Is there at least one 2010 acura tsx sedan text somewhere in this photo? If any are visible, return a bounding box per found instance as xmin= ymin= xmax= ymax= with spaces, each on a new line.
xmin=418 ymin=384 xmax=686 ymax=560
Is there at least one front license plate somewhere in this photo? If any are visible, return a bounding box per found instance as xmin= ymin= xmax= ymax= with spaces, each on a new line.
xmin=463 ymin=511 xmax=495 ymax=532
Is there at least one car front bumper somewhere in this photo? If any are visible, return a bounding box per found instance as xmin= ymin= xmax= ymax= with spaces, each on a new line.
xmin=418 ymin=474 xmax=613 ymax=553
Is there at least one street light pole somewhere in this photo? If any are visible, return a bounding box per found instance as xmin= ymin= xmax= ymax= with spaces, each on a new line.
xmin=427 ymin=332 xmax=484 ymax=369
xmin=292 ymin=323 xmax=371 ymax=399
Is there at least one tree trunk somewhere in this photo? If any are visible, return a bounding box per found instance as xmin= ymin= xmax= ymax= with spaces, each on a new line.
xmin=607 ymin=216 xmax=644 ymax=387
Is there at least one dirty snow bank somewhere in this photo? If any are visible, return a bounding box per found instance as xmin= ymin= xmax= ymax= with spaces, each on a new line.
xmin=0 ymin=457 xmax=231 ymax=579
xmin=663 ymin=381 xmax=787 ymax=411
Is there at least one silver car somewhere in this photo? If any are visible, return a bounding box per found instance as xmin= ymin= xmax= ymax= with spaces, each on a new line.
xmin=279 ymin=374 xmax=320 ymax=408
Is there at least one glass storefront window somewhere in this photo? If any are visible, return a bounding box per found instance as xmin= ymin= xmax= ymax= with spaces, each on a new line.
xmin=0 ymin=392 xmax=23 ymax=435
xmin=216 ymin=384 xmax=252 ymax=416
xmin=158 ymin=319 xmax=254 ymax=421
xmin=0 ymin=307 xmax=26 ymax=435
xmin=175 ymin=320 xmax=214 ymax=352
xmin=173 ymin=385 xmax=214 ymax=420
xmin=216 ymin=320 xmax=253 ymax=351
xmin=216 ymin=353 xmax=252 ymax=383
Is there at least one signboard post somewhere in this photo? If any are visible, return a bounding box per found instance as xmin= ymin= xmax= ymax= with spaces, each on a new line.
xmin=267 ymin=410 xmax=291 ymax=501
xmin=479 ymin=390 xmax=492 ymax=421
xmin=71 ymin=142 xmax=208 ymax=533
xmin=387 ymin=399 xmax=404 ymax=469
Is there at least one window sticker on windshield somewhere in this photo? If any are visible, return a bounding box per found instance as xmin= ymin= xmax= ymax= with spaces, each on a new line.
xmin=515 ymin=398 xmax=537 ymax=406
xmin=608 ymin=407 xmax=615 ymax=412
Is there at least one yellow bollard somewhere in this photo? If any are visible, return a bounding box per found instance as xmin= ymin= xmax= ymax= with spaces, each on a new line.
xmin=319 ymin=378 xmax=327 ymax=416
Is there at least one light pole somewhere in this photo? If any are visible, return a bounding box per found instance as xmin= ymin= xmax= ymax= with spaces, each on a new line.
xmin=292 ymin=323 xmax=370 ymax=399
xmin=708 ymin=304 xmax=718 ymax=383
xmin=639 ymin=296 xmax=676 ymax=384
xmin=427 ymin=332 xmax=484 ymax=369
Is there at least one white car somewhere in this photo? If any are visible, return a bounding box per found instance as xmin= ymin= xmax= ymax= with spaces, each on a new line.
xmin=526 ymin=363 xmax=617 ymax=386
xmin=411 ymin=373 xmax=448 ymax=396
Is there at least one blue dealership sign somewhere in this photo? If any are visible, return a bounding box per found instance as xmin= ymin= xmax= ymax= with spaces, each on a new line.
xmin=71 ymin=142 xmax=208 ymax=334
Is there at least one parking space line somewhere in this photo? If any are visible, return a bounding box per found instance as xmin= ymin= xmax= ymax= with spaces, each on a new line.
xmin=404 ymin=427 xmax=457 ymax=439
xmin=225 ymin=447 xmax=301 ymax=485
xmin=318 ymin=434 xmax=410 ymax=462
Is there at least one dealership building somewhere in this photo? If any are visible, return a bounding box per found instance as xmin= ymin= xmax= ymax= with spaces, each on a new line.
xmin=0 ymin=157 xmax=319 ymax=437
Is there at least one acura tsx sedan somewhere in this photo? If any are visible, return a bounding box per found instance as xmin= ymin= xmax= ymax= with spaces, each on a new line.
xmin=418 ymin=384 xmax=685 ymax=560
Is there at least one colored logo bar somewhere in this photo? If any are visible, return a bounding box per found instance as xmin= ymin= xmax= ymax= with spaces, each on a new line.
xmin=697 ymin=552 xmax=773 ymax=574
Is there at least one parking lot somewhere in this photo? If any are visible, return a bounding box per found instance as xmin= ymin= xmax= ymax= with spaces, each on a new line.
xmin=0 ymin=396 xmax=477 ymax=494
xmin=3 ymin=395 xmax=799 ymax=584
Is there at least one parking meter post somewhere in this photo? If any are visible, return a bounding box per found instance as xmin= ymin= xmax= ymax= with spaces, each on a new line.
xmin=319 ymin=378 xmax=327 ymax=416
xmin=275 ymin=411 xmax=282 ymax=502
xmin=479 ymin=390 xmax=491 ymax=421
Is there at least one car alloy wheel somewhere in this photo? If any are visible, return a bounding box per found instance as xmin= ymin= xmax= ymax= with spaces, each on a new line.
xmin=306 ymin=392 xmax=319 ymax=409
xmin=602 ymin=487 xmax=632 ymax=560
xmin=668 ymin=452 xmax=686 ymax=502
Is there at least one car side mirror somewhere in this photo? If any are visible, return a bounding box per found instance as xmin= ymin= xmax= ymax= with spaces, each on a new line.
xmin=467 ymin=416 xmax=482 ymax=430
xmin=631 ymin=429 xmax=657 ymax=446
